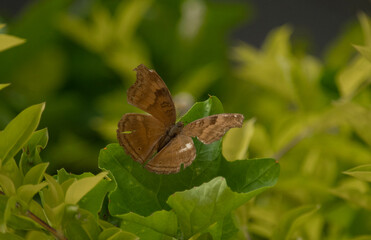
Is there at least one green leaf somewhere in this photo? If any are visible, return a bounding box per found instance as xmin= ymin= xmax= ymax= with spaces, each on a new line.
xmin=0 ymin=83 xmax=10 ymax=91
xmin=0 ymin=158 xmax=23 ymax=189
xmin=0 ymin=232 xmax=25 ymax=240
xmin=119 ymin=210 xmax=177 ymax=239
xmin=179 ymin=96 xmax=224 ymax=124
xmin=0 ymin=195 xmax=17 ymax=233
xmin=57 ymin=169 xmax=114 ymax=217
xmin=65 ymin=172 xmax=107 ymax=205
xmin=272 ymin=205 xmax=319 ymax=240
xmin=200 ymin=214 xmax=238 ymax=240
xmin=0 ymin=103 xmax=45 ymax=165
xmin=98 ymin=228 xmax=139 ymax=240
xmin=25 ymin=231 xmax=52 ymax=240
xmin=344 ymin=164 xmax=371 ymax=182
xmin=17 ymin=182 xmax=48 ymax=204
xmin=64 ymin=208 xmax=101 ymax=240
xmin=222 ymin=118 xmax=255 ymax=161
xmin=219 ymin=158 xmax=279 ymax=193
xmin=20 ymin=129 xmax=49 ymax=175
xmin=7 ymin=213 xmax=43 ymax=232
xmin=0 ymin=34 xmax=25 ymax=52
xmin=350 ymin=236 xmax=371 ymax=240
xmin=23 ymin=163 xmax=49 ymax=185
xmin=0 ymin=195 xmax=9 ymax=232
xmin=336 ymin=56 xmax=371 ymax=99
xmin=42 ymin=174 xmax=64 ymax=207
xmin=167 ymin=177 xmax=275 ymax=239
xmin=341 ymin=103 xmax=371 ymax=147
xmin=331 ymin=179 xmax=371 ymax=210
xmin=354 ymin=45 xmax=371 ymax=62
xmin=0 ymin=174 xmax=16 ymax=195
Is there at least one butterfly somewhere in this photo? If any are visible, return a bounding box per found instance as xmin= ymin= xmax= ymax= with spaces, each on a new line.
xmin=117 ymin=64 xmax=244 ymax=174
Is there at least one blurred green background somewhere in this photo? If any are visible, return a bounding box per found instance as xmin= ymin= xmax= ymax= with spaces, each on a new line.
xmin=1 ymin=0 xmax=371 ymax=239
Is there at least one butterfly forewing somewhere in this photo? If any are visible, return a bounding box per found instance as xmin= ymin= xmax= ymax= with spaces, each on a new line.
xmin=145 ymin=134 xmax=196 ymax=174
xmin=182 ymin=113 xmax=244 ymax=144
xmin=117 ymin=113 xmax=167 ymax=164
xmin=127 ymin=64 xmax=176 ymax=127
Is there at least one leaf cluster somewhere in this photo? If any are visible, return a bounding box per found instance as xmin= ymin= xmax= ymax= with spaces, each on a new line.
xmin=0 ymin=69 xmax=279 ymax=240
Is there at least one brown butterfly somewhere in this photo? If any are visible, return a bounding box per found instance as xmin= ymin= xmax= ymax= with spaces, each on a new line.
xmin=117 ymin=64 xmax=244 ymax=174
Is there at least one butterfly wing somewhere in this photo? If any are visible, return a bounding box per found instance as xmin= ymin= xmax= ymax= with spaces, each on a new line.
xmin=117 ymin=113 xmax=167 ymax=164
xmin=127 ymin=64 xmax=176 ymax=127
xmin=145 ymin=134 xmax=196 ymax=174
xmin=182 ymin=113 xmax=244 ymax=144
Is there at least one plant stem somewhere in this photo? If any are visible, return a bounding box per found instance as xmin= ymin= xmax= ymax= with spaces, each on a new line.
xmin=0 ymin=190 xmax=67 ymax=240
xmin=25 ymin=210 xmax=67 ymax=240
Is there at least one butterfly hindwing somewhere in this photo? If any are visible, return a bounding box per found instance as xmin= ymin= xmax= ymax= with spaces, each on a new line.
xmin=145 ymin=134 xmax=196 ymax=174
xmin=182 ymin=113 xmax=244 ymax=144
xmin=117 ymin=113 xmax=167 ymax=164
xmin=127 ymin=64 xmax=176 ymax=127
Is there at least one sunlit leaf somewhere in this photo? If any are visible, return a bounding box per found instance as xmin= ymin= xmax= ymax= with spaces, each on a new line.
xmin=222 ymin=118 xmax=255 ymax=161
xmin=23 ymin=163 xmax=49 ymax=185
xmin=0 ymin=34 xmax=25 ymax=52
xmin=272 ymin=205 xmax=319 ymax=240
xmin=354 ymin=45 xmax=371 ymax=62
xmin=0 ymin=83 xmax=10 ymax=91
xmin=0 ymin=103 xmax=45 ymax=165
xmin=65 ymin=172 xmax=107 ymax=205
xmin=336 ymin=56 xmax=371 ymax=99
xmin=57 ymin=169 xmax=114 ymax=217
xmin=0 ymin=174 xmax=15 ymax=196
xmin=42 ymin=174 xmax=64 ymax=207
xmin=331 ymin=179 xmax=371 ymax=210
xmin=344 ymin=164 xmax=371 ymax=182
xmin=17 ymin=183 xmax=48 ymax=204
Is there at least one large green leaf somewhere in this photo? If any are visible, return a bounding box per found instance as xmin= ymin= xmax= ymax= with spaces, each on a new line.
xmin=119 ymin=210 xmax=177 ymax=240
xmin=0 ymin=103 xmax=45 ymax=166
xmin=99 ymin=97 xmax=279 ymax=217
xmin=167 ymin=176 xmax=277 ymax=239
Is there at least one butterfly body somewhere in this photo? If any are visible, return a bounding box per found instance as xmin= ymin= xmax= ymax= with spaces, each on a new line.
xmin=117 ymin=64 xmax=244 ymax=174
xmin=157 ymin=121 xmax=184 ymax=151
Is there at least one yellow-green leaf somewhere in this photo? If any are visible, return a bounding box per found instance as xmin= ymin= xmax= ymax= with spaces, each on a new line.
xmin=222 ymin=118 xmax=255 ymax=161
xmin=0 ymin=103 xmax=45 ymax=165
xmin=0 ymin=174 xmax=15 ymax=196
xmin=65 ymin=172 xmax=107 ymax=205
xmin=0 ymin=84 xmax=10 ymax=91
xmin=0 ymin=34 xmax=25 ymax=52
